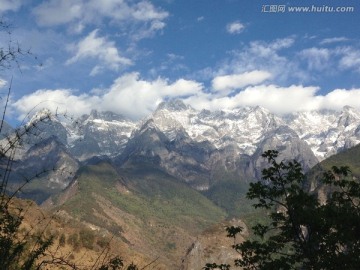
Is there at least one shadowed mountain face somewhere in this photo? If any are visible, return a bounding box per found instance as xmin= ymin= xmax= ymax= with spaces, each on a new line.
xmin=6 ymin=136 xmax=79 ymax=203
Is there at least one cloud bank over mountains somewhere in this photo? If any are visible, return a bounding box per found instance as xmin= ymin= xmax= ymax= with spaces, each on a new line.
xmin=12 ymin=71 xmax=360 ymax=120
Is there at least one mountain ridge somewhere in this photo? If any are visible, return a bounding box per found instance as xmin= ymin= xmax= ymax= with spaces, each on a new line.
xmin=4 ymin=99 xmax=360 ymax=199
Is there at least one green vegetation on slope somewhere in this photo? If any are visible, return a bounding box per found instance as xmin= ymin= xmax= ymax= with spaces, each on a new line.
xmin=306 ymin=144 xmax=360 ymax=192
xmin=117 ymin=161 xmax=227 ymax=231
xmin=316 ymin=144 xmax=360 ymax=176
xmin=205 ymin=180 xmax=250 ymax=217
xmin=58 ymin=161 xmax=227 ymax=268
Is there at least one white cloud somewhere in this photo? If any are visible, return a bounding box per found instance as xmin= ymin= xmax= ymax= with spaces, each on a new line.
xmin=298 ymin=45 xmax=360 ymax=74
xmin=0 ymin=78 xmax=7 ymax=88
xmin=204 ymin=38 xmax=360 ymax=85
xmin=131 ymin=19 xmax=166 ymax=40
xmin=66 ymin=29 xmax=132 ymax=74
xmin=131 ymin=1 xmax=168 ymax=21
xmin=320 ymin=89 xmax=360 ymax=110
xmin=0 ymin=0 xmax=22 ymax=13
xmin=212 ymin=70 xmax=272 ymax=92
xmin=320 ymin=37 xmax=349 ymax=45
xmin=13 ymin=71 xmax=360 ymax=121
xmin=226 ymin=21 xmax=245 ymax=34
xmin=33 ymin=0 xmax=168 ymax=37
xmin=269 ymin=38 xmax=295 ymax=50
xmin=32 ymin=0 xmax=82 ymax=26
xmin=213 ymin=38 xmax=304 ymax=84
xmin=338 ymin=47 xmax=360 ymax=72
xmin=12 ymin=73 xmax=203 ymax=120
xmin=12 ymin=89 xmax=101 ymax=120
xmin=100 ymin=73 xmax=203 ymax=119
xmin=185 ymin=84 xmax=360 ymax=115
xmin=185 ymin=84 xmax=321 ymax=114
xmin=298 ymin=48 xmax=330 ymax=71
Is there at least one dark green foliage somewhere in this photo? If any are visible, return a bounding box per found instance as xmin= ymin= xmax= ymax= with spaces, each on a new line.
xmin=0 ymin=203 xmax=54 ymax=269
xmin=226 ymin=226 xmax=243 ymax=239
xmin=208 ymin=150 xmax=360 ymax=269
xmin=79 ymin=228 xmax=95 ymax=249
xmin=205 ymin=180 xmax=252 ymax=217
xmin=98 ymin=256 xmax=139 ymax=270
xmin=67 ymin=232 xmax=81 ymax=251
xmin=203 ymin=263 xmax=231 ymax=270
xmin=59 ymin=233 xmax=66 ymax=247
xmin=98 ymin=256 xmax=124 ymax=270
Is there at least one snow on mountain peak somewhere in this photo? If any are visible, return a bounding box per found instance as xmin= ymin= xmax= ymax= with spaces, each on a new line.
xmin=26 ymin=108 xmax=55 ymax=127
xmin=156 ymin=99 xmax=192 ymax=112
xmin=20 ymin=104 xmax=360 ymax=162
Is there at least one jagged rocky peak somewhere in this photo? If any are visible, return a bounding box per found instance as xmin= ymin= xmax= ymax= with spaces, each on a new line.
xmin=87 ymin=109 xmax=130 ymax=122
xmin=337 ymin=105 xmax=360 ymax=127
xmin=342 ymin=105 xmax=357 ymax=113
xmin=26 ymin=108 xmax=54 ymax=126
xmin=249 ymin=105 xmax=271 ymax=114
xmin=137 ymin=118 xmax=158 ymax=133
xmin=156 ymin=99 xmax=192 ymax=112
xmin=244 ymin=106 xmax=283 ymax=126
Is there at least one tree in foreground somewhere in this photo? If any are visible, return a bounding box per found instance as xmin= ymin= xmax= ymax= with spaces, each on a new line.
xmin=205 ymin=150 xmax=360 ymax=270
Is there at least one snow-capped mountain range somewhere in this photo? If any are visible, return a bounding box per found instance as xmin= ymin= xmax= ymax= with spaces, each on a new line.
xmin=3 ymin=99 xmax=360 ymax=194
xmin=55 ymin=100 xmax=360 ymax=162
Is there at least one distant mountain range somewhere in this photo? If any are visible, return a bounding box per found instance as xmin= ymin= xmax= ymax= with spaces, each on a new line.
xmin=3 ymin=99 xmax=360 ymax=199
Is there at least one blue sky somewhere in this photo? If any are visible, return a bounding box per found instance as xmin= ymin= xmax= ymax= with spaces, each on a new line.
xmin=1 ymin=0 xmax=360 ymax=123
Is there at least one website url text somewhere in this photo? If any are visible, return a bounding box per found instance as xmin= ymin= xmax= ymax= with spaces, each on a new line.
xmin=261 ymin=5 xmax=355 ymax=13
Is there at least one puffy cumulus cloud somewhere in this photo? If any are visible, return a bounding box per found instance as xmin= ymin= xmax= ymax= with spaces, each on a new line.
xmin=12 ymin=72 xmax=360 ymax=121
xmin=186 ymin=85 xmax=360 ymax=114
xmin=226 ymin=21 xmax=245 ymax=34
xmin=12 ymin=73 xmax=203 ymax=120
xmin=185 ymin=84 xmax=360 ymax=114
xmin=320 ymin=89 xmax=360 ymax=110
xmin=33 ymin=0 xmax=168 ymax=37
xmin=0 ymin=0 xmax=22 ymax=13
xmin=185 ymin=84 xmax=321 ymax=114
xmin=212 ymin=70 xmax=272 ymax=92
xmin=12 ymin=89 xmax=101 ymax=120
xmin=100 ymin=73 xmax=203 ymax=119
xmin=66 ymin=29 xmax=132 ymax=75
